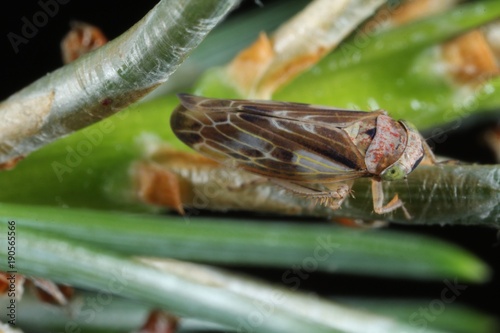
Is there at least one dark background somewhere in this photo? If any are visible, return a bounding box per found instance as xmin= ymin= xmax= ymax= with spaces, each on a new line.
xmin=1 ymin=1 xmax=155 ymax=100
xmin=1 ymin=0 xmax=499 ymax=324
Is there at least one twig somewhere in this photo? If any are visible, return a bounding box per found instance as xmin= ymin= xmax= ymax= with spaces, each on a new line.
xmin=0 ymin=0 xmax=241 ymax=166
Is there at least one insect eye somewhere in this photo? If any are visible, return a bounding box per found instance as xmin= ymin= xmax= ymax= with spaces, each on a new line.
xmin=380 ymin=164 xmax=406 ymax=181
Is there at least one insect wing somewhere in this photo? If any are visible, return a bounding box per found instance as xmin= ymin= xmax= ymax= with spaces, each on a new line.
xmin=172 ymin=95 xmax=379 ymax=183
xmin=177 ymin=93 xmax=379 ymax=126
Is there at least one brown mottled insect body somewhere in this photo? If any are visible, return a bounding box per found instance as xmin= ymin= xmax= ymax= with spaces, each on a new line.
xmin=171 ymin=94 xmax=429 ymax=216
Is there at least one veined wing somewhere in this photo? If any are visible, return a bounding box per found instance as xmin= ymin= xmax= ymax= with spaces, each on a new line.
xmin=177 ymin=93 xmax=384 ymax=128
xmin=171 ymin=95 xmax=380 ymax=183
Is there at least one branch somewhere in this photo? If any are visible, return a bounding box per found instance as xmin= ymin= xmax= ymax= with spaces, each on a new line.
xmin=0 ymin=0 xmax=240 ymax=165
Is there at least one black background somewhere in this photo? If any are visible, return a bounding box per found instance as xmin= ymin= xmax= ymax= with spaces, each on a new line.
xmin=1 ymin=0 xmax=499 ymax=326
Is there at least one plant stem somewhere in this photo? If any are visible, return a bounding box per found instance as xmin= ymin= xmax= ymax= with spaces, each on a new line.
xmin=0 ymin=203 xmax=489 ymax=281
xmin=0 ymin=0 xmax=240 ymax=165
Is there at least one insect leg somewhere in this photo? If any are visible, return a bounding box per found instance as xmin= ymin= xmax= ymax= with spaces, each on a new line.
xmin=371 ymin=179 xmax=411 ymax=219
xmin=271 ymin=179 xmax=351 ymax=210
xmin=322 ymin=183 xmax=352 ymax=209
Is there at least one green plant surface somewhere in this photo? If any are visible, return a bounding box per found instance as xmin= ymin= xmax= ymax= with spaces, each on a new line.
xmin=0 ymin=223 xmax=334 ymax=333
xmin=0 ymin=96 xmax=498 ymax=226
xmin=150 ymin=0 xmax=311 ymax=99
xmin=276 ymin=1 xmax=500 ymax=129
xmin=1 ymin=2 xmax=499 ymax=224
xmin=0 ymin=95 xmax=179 ymax=210
xmin=344 ymin=165 xmax=500 ymax=226
xmin=1 ymin=1 xmax=499 ymax=332
xmin=195 ymin=0 xmax=500 ymax=130
xmin=3 ymin=293 xmax=496 ymax=333
xmin=0 ymin=0 xmax=241 ymax=165
xmin=337 ymin=298 xmax=498 ymax=333
xmin=0 ymin=203 xmax=489 ymax=281
xmin=2 ymin=216 xmax=466 ymax=333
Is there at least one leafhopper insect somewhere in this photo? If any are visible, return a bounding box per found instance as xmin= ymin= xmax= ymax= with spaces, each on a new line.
xmin=171 ymin=94 xmax=433 ymax=217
